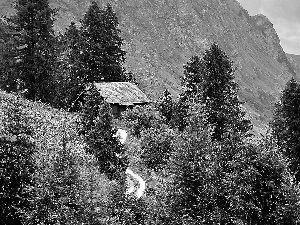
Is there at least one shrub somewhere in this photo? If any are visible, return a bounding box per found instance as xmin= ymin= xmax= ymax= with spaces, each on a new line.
xmin=121 ymin=104 xmax=164 ymax=137
xmin=140 ymin=127 xmax=175 ymax=171
xmin=0 ymin=98 xmax=37 ymax=224
xmin=167 ymin=124 xmax=300 ymax=224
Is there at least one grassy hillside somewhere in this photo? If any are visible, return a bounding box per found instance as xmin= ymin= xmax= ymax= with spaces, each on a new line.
xmin=0 ymin=90 xmax=115 ymax=222
xmin=0 ymin=90 xmax=169 ymax=223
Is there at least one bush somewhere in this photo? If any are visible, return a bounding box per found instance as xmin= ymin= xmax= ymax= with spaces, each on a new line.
xmin=121 ymin=104 xmax=164 ymax=137
xmin=168 ymin=129 xmax=220 ymax=224
xmin=167 ymin=124 xmax=300 ymax=224
xmin=0 ymin=98 xmax=37 ymax=224
xmin=31 ymin=144 xmax=84 ymax=224
xmin=140 ymin=127 xmax=175 ymax=171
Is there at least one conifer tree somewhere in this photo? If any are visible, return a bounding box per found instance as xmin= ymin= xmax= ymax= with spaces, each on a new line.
xmin=81 ymin=1 xmax=126 ymax=83
xmin=79 ymin=84 xmax=128 ymax=180
xmin=158 ymin=89 xmax=174 ymax=123
xmin=0 ymin=99 xmax=36 ymax=224
xmin=0 ymin=21 xmax=20 ymax=93
xmin=172 ymin=94 xmax=190 ymax=132
xmin=56 ymin=22 xmax=85 ymax=111
xmin=182 ymin=43 xmax=251 ymax=141
xmin=11 ymin=0 xmax=57 ymax=103
xmin=271 ymin=78 xmax=300 ymax=180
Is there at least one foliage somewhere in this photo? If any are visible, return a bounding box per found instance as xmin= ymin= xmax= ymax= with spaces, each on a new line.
xmin=121 ymin=104 xmax=164 ymax=137
xmin=167 ymin=124 xmax=300 ymax=224
xmin=0 ymin=20 xmax=20 ymax=93
xmin=0 ymin=91 xmax=119 ymax=224
xmin=81 ymin=1 xmax=126 ymax=83
xmin=54 ymin=22 xmax=85 ymax=111
xmin=31 ymin=141 xmax=86 ymax=224
xmin=167 ymin=122 xmax=220 ymax=224
xmin=158 ymin=89 xmax=174 ymax=123
xmin=124 ymin=71 xmax=138 ymax=84
xmin=10 ymin=0 xmax=58 ymax=103
xmin=0 ymin=98 xmax=36 ymax=224
xmin=140 ymin=127 xmax=175 ymax=172
xmin=270 ymin=78 xmax=300 ymax=181
xmin=182 ymin=43 xmax=252 ymax=141
xmin=79 ymin=84 xmax=128 ymax=180
xmin=171 ymin=94 xmax=190 ymax=131
xmin=233 ymin=141 xmax=300 ymax=225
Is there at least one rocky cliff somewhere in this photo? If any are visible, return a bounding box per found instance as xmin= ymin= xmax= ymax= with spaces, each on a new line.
xmin=0 ymin=0 xmax=298 ymax=133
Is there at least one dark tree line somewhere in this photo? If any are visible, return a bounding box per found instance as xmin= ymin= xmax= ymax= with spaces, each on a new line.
xmin=0 ymin=0 xmax=127 ymax=110
xmin=122 ymin=43 xmax=300 ymax=224
xmin=271 ymin=77 xmax=300 ymax=181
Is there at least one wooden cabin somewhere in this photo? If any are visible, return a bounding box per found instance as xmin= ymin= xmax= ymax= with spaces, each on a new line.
xmin=94 ymin=82 xmax=150 ymax=117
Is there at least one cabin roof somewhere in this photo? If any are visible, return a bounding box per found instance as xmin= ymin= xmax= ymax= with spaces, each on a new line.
xmin=94 ymin=82 xmax=150 ymax=105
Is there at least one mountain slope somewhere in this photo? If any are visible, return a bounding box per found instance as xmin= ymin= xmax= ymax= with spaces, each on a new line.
xmin=0 ymin=0 xmax=298 ymax=133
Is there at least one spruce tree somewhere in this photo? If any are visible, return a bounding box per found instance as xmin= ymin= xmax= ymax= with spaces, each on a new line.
xmin=172 ymin=94 xmax=190 ymax=132
xmin=182 ymin=43 xmax=252 ymax=141
xmin=158 ymin=89 xmax=174 ymax=123
xmin=271 ymin=78 xmax=300 ymax=180
xmin=0 ymin=21 xmax=20 ymax=93
xmin=81 ymin=1 xmax=126 ymax=83
xmin=0 ymin=99 xmax=36 ymax=224
xmin=79 ymin=84 xmax=128 ymax=180
xmin=11 ymin=0 xmax=57 ymax=103
xmin=56 ymin=22 xmax=85 ymax=111
xmin=102 ymin=3 xmax=126 ymax=82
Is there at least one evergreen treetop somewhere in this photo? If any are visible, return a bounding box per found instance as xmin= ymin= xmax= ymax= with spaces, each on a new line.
xmin=81 ymin=1 xmax=126 ymax=83
xmin=158 ymin=89 xmax=174 ymax=123
xmin=79 ymin=84 xmax=128 ymax=180
xmin=182 ymin=43 xmax=252 ymax=141
xmin=11 ymin=0 xmax=58 ymax=103
xmin=271 ymin=77 xmax=300 ymax=180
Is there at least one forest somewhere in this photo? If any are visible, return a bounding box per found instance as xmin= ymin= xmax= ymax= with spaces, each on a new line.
xmin=0 ymin=0 xmax=300 ymax=224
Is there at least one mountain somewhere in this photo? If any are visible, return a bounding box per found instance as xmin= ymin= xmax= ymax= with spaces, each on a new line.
xmin=0 ymin=0 xmax=298 ymax=133
xmin=287 ymin=53 xmax=300 ymax=77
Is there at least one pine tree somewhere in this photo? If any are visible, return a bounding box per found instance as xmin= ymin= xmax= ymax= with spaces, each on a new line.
xmin=80 ymin=1 xmax=126 ymax=83
xmin=102 ymin=3 xmax=126 ymax=82
xmin=0 ymin=99 xmax=36 ymax=224
xmin=55 ymin=22 xmax=85 ymax=111
xmin=158 ymin=89 xmax=174 ymax=123
xmin=271 ymin=78 xmax=300 ymax=180
xmin=79 ymin=84 xmax=128 ymax=180
xmin=11 ymin=0 xmax=58 ymax=103
xmin=182 ymin=43 xmax=252 ymax=141
xmin=172 ymin=94 xmax=190 ymax=132
xmin=0 ymin=20 xmax=20 ymax=93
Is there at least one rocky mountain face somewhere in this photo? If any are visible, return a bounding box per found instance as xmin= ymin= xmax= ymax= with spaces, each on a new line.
xmin=0 ymin=0 xmax=298 ymax=133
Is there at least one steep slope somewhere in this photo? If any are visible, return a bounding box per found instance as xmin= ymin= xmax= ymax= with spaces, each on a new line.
xmin=287 ymin=53 xmax=300 ymax=78
xmin=0 ymin=0 xmax=297 ymax=133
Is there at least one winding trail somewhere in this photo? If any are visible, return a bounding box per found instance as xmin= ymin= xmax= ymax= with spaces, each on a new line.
xmin=115 ymin=129 xmax=146 ymax=199
xmin=125 ymin=168 xmax=146 ymax=199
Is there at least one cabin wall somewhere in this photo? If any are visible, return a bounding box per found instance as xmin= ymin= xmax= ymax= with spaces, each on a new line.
xmin=110 ymin=103 xmax=148 ymax=117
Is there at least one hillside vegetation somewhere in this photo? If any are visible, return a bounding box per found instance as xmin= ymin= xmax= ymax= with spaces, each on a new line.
xmin=34 ymin=0 xmax=300 ymax=132
xmin=0 ymin=90 xmax=116 ymax=223
xmin=0 ymin=0 xmax=299 ymax=131
xmin=1 ymin=0 xmax=300 ymax=224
